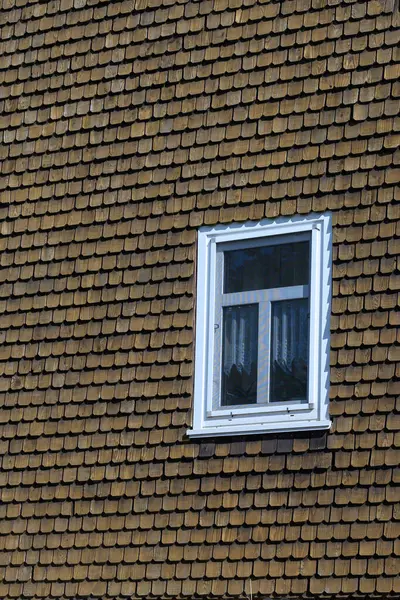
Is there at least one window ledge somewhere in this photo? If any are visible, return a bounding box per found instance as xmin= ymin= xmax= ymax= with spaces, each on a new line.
xmin=187 ymin=419 xmax=332 ymax=438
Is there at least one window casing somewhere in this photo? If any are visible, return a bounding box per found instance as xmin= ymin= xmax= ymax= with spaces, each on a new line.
xmin=188 ymin=214 xmax=332 ymax=438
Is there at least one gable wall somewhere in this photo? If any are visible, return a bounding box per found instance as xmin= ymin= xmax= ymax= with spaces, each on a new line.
xmin=0 ymin=0 xmax=399 ymax=598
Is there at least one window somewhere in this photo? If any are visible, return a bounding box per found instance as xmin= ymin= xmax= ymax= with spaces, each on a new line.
xmin=188 ymin=214 xmax=332 ymax=437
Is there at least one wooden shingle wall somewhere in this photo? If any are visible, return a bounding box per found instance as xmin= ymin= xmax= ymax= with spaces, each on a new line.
xmin=0 ymin=0 xmax=399 ymax=598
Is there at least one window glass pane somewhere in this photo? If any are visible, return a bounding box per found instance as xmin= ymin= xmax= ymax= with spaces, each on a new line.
xmin=221 ymin=304 xmax=258 ymax=406
xmin=270 ymin=298 xmax=309 ymax=403
xmin=224 ymin=240 xmax=309 ymax=293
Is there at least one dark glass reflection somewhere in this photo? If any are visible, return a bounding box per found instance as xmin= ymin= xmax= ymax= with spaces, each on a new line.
xmin=270 ymin=298 xmax=309 ymax=403
xmin=224 ymin=240 xmax=309 ymax=293
xmin=221 ymin=304 xmax=258 ymax=406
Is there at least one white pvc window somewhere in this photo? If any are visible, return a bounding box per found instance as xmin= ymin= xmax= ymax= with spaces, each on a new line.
xmin=188 ymin=214 xmax=332 ymax=438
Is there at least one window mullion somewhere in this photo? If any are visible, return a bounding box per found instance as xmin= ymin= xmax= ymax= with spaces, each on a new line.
xmin=257 ymin=300 xmax=270 ymax=405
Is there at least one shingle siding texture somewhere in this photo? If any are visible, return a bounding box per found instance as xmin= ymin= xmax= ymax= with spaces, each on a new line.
xmin=0 ymin=0 xmax=399 ymax=598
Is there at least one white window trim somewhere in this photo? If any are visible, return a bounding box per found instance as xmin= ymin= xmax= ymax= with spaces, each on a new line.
xmin=188 ymin=213 xmax=332 ymax=438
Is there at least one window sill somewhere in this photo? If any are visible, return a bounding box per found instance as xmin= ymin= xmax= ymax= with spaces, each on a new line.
xmin=187 ymin=419 xmax=332 ymax=438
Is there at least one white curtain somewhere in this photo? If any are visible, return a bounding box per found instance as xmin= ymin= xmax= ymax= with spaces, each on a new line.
xmin=271 ymin=299 xmax=308 ymax=401
xmin=222 ymin=300 xmax=308 ymax=404
xmin=223 ymin=306 xmax=258 ymax=376
xmin=222 ymin=305 xmax=258 ymax=405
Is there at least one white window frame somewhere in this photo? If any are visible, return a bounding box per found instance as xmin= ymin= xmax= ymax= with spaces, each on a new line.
xmin=188 ymin=213 xmax=332 ymax=438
